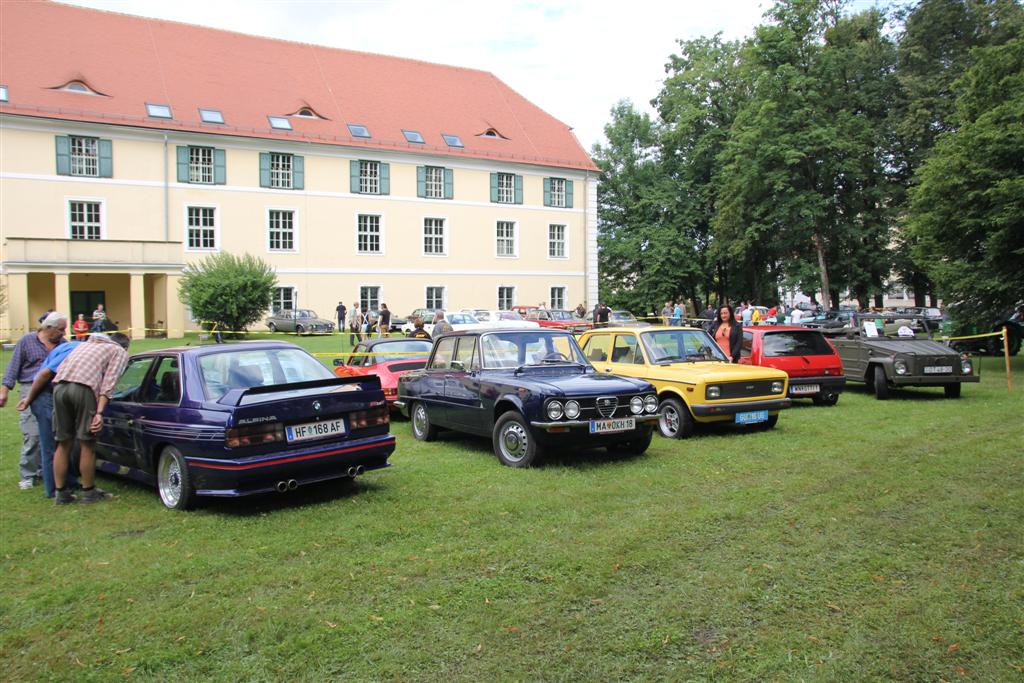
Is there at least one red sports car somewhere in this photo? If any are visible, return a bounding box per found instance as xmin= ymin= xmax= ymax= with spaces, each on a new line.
xmin=525 ymin=308 xmax=591 ymax=333
xmin=334 ymin=338 xmax=433 ymax=407
xmin=738 ymin=326 xmax=846 ymax=405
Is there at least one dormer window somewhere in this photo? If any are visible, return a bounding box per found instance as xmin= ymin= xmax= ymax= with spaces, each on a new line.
xmin=53 ymin=80 xmax=105 ymax=96
xmin=478 ymin=128 xmax=507 ymax=139
xmin=146 ymin=103 xmax=173 ymax=119
xmin=347 ymin=123 xmax=371 ymax=139
xmin=290 ymin=107 xmax=324 ymax=119
xmin=442 ymin=133 xmax=463 ymax=148
xmin=402 ymin=130 xmax=425 ymax=144
xmin=199 ymin=108 xmax=224 ymax=124
xmin=268 ymin=116 xmax=292 ymax=130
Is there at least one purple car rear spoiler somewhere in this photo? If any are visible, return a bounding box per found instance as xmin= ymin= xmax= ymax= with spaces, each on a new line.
xmin=217 ymin=375 xmax=382 ymax=407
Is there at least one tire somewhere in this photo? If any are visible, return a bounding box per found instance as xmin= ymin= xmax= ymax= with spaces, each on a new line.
xmin=764 ymin=414 xmax=779 ymax=429
xmin=615 ymin=428 xmax=653 ymax=455
xmin=493 ymin=411 xmax=542 ymax=468
xmin=267 ymin=322 xmax=277 ymax=333
xmin=812 ymin=392 xmax=839 ymax=406
xmin=944 ymin=383 xmax=962 ymax=399
xmin=295 ymin=324 xmax=305 ymax=335
xmin=657 ymin=397 xmax=694 ymax=439
xmin=872 ymin=365 xmax=890 ymax=400
xmin=157 ymin=446 xmax=194 ymax=511
xmin=410 ymin=402 xmax=438 ymax=442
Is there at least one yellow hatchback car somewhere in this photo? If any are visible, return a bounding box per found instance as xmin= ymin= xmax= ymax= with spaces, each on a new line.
xmin=577 ymin=326 xmax=791 ymax=438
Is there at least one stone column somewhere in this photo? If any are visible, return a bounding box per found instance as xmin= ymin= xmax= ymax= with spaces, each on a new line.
xmin=164 ymin=273 xmax=185 ymax=339
xmin=129 ymin=272 xmax=146 ymax=340
xmin=4 ymin=272 xmax=30 ymax=340
xmin=54 ymin=271 xmax=71 ymax=319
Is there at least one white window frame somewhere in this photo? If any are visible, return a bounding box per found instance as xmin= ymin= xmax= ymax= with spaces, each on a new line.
xmin=265 ymin=206 xmax=299 ymax=253
xmin=495 ymin=220 xmax=518 ymax=258
xmin=272 ymin=285 xmax=297 ymax=313
xmin=355 ymin=212 xmax=385 ymax=256
xmin=69 ymin=136 xmax=99 ymax=177
xmin=550 ymin=285 xmax=567 ymax=310
xmin=424 ymin=165 xmax=445 ymax=199
xmin=548 ymin=223 xmax=568 ymax=260
xmin=269 ymin=152 xmax=294 ymax=190
xmin=549 ymin=177 xmax=566 ymax=208
xmin=359 ymin=285 xmax=383 ymax=313
xmin=422 ymin=216 xmax=448 ymax=257
xmin=497 ymin=172 xmax=515 ymax=203
xmin=425 ymin=285 xmax=446 ymax=310
xmin=497 ymin=285 xmax=516 ymax=311
xmin=359 ymin=160 xmax=381 ymax=194
xmin=188 ymin=146 xmax=215 ymax=184
xmin=65 ymin=196 xmax=105 ymax=240
xmin=184 ymin=204 xmax=220 ymax=252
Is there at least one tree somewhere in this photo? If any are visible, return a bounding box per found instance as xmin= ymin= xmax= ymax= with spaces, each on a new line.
xmin=906 ymin=34 xmax=1024 ymax=323
xmin=178 ymin=252 xmax=276 ymax=334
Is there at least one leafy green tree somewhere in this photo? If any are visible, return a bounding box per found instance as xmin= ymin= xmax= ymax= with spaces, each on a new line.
xmin=907 ymin=34 xmax=1024 ymax=322
xmin=179 ymin=252 xmax=276 ymax=334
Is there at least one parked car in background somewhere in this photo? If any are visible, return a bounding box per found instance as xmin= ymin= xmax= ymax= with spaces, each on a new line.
xmin=525 ymin=308 xmax=591 ymax=332
xmin=464 ymin=309 xmax=541 ymax=329
xmin=265 ymin=309 xmax=334 ymax=334
xmin=400 ymin=311 xmax=484 ymax=336
xmin=396 ymin=329 xmax=659 ymax=467
xmin=334 ymin=337 xmax=433 ymax=407
xmin=93 ymin=341 xmax=395 ymax=509
xmin=510 ymin=305 xmax=538 ymax=318
xmin=739 ymin=326 xmax=845 ymax=405
xmin=578 ymin=326 xmax=790 ymax=438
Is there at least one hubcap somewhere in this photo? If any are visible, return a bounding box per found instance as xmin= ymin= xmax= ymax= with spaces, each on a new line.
xmin=660 ymin=405 xmax=679 ymax=436
xmin=158 ymin=454 xmax=181 ymax=507
xmin=499 ymin=422 xmax=529 ymax=463
xmin=413 ymin=405 xmax=427 ymax=436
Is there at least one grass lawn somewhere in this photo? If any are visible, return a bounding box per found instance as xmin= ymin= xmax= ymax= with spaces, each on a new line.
xmin=1 ymin=333 xmax=1022 ymax=681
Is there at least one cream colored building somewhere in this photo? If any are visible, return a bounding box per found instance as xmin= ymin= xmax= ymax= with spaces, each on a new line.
xmin=0 ymin=2 xmax=598 ymax=339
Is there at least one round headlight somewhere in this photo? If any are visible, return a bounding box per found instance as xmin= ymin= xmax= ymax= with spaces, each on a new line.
xmin=564 ymin=400 xmax=581 ymax=419
xmin=707 ymin=385 xmax=721 ymax=399
xmin=961 ymin=360 xmax=972 ymax=374
xmin=630 ymin=396 xmax=644 ymax=414
xmin=546 ymin=401 xmax=563 ymax=420
xmin=644 ymin=395 xmax=658 ymax=413
xmin=895 ymin=361 xmax=908 ymax=375
xmin=771 ymin=381 xmax=784 ymax=394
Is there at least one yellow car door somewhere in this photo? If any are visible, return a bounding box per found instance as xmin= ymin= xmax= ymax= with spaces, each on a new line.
xmin=580 ymin=332 xmax=613 ymax=373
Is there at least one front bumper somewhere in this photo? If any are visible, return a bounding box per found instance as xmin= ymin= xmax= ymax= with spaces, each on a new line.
xmin=893 ymin=374 xmax=980 ymax=386
xmin=530 ymin=413 xmax=660 ymax=431
xmin=786 ymin=375 xmax=846 ymax=396
xmin=690 ymin=398 xmax=791 ymax=419
xmin=185 ymin=433 xmax=395 ymax=497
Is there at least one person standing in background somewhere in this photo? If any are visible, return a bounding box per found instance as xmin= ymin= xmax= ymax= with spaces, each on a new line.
xmin=72 ymin=314 xmax=90 ymax=340
xmin=673 ymin=301 xmax=684 ymax=326
xmin=378 ymin=304 xmax=391 ymax=339
xmin=349 ymin=302 xmax=361 ymax=346
xmin=90 ymin=303 xmax=106 ymax=333
xmin=335 ymin=301 xmax=347 ymax=334
xmin=709 ymin=305 xmax=743 ymax=363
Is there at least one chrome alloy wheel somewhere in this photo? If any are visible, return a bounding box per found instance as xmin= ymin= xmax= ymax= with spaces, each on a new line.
xmin=158 ymin=453 xmax=182 ymax=508
xmin=659 ymin=403 xmax=680 ymax=437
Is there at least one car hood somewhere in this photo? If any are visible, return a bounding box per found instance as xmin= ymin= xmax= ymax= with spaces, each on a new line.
xmin=488 ymin=368 xmax=653 ymax=395
xmin=635 ymin=361 xmax=788 ymax=384
xmin=833 ymin=338 xmax=958 ymax=357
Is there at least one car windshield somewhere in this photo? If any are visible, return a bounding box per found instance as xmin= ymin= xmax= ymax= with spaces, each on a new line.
xmin=199 ymin=348 xmax=333 ymax=400
xmin=498 ymin=311 xmax=521 ymax=321
xmin=368 ymin=340 xmax=432 ymax=363
xmin=550 ymin=310 xmax=574 ymax=320
xmin=447 ymin=313 xmax=477 ymax=325
xmin=763 ymin=331 xmax=835 ymax=356
xmin=640 ymin=329 xmax=727 ymax=363
xmin=480 ymin=331 xmax=588 ymax=368
xmin=611 ymin=311 xmax=637 ymax=322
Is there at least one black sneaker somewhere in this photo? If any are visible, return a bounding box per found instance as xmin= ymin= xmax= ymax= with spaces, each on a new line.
xmin=78 ymin=487 xmax=113 ymax=504
xmin=54 ymin=489 xmax=76 ymax=505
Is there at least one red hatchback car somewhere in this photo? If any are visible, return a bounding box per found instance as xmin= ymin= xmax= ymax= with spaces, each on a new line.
xmin=739 ymin=326 xmax=846 ymax=405
xmin=525 ymin=309 xmax=592 ymax=333
xmin=334 ymin=338 xmax=433 ymax=408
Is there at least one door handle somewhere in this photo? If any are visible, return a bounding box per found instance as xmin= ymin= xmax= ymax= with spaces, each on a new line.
xmin=604 ymin=368 xmax=612 ymax=373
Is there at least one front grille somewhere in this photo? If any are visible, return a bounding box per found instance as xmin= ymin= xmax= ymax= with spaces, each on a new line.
xmin=717 ymin=380 xmax=777 ymax=399
xmin=388 ymin=360 xmax=427 ymax=373
xmin=595 ymin=396 xmax=618 ymax=418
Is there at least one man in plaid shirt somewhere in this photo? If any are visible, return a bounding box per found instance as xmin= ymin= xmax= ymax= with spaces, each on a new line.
xmin=51 ymin=333 xmax=130 ymax=504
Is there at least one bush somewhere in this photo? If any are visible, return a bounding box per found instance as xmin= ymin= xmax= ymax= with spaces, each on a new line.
xmin=179 ymin=253 xmax=276 ymax=335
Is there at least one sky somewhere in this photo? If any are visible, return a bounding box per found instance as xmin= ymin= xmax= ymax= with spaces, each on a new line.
xmin=63 ymin=0 xmax=774 ymax=151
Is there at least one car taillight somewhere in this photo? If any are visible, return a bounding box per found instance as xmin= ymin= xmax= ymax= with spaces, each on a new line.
xmin=349 ymin=406 xmax=389 ymax=429
xmin=383 ymin=387 xmax=398 ymax=397
xmin=226 ymin=422 xmax=284 ymax=448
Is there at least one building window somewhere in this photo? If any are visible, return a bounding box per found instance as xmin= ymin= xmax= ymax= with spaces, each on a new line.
xmin=357 ymin=214 xmax=382 ymax=254
xmin=425 ymin=166 xmax=444 ymax=199
xmin=549 ymin=178 xmax=566 ymax=207
xmin=360 ymin=286 xmax=380 ymax=312
xmin=270 ymin=153 xmax=293 ymax=189
xmin=189 ymin=147 xmax=214 ymax=184
xmin=146 ymin=103 xmax=173 ymax=119
xmin=359 ymin=161 xmax=380 ymax=194
xmin=268 ymin=116 xmax=292 ymax=130
xmin=496 ymin=221 xmax=517 ymax=257
xmin=273 ymin=287 xmax=295 ymax=312
xmin=268 ymin=210 xmax=295 ymax=251
xmin=348 ymin=124 xmax=371 ymax=138
xmin=498 ymin=286 xmax=515 ymax=311
xmin=442 ymin=133 xmax=463 ymax=148
xmin=423 ymin=218 xmax=446 ymax=255
xmin=403 ymin=130 xmax=425 ymax=144
xmin=199 ymin=108 xmax=224 ymax=124
xmin=70 ymin=136 xmax=99 ymax=177
xmin=548 ymin=224 xmax=566 ymax=258
xmin=69 ymin=200 xmax=101 ymax=240
xmin=550 ymin=287 xmax=566 ymax=310
xmin=187 ymin=207 xmax=216 ymax=250
xmin=496 ymin=172 xmax=514 ymax=203
xmin=426 ymin=286 xmax=445 ymax=310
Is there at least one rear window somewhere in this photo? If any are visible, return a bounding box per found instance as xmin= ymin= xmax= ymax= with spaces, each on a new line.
xmin=199 ymin=348 xmax=332 ymax=400
xmin=762 ymin=332 xmax=834 ymax=357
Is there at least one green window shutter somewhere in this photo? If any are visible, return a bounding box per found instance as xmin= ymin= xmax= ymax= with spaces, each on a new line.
xmin=259 ymin=153 xmax=271 ymax=188
xmin=98 ymin=139 xmax=113 ymax=178
xmin=416 ymin=166 xmax=426 ymax=198
xmin=350 ymin=160 xmax=360 ymax=193
xmin=55 ymin=136 xmax=71 ymax=175
xmin=176 ymin=146 xmax=190 ymax=183
xmin=444 ymin=168 xmax=454 ymax=199
xmin=543 ymin=177 xmax=552 ymax=206
xmin=292 ymin=155 xmax=304 ymax=189
xmin=489 ymin=173 xmax=499 ymax=202
xmin=514 ymin=174 xmax=523 ymax=204
xmin=213 ymin=149 xmax=226 ymax=184
xmin=565 ymin=180 xmax=574 ymax=208
xmin=379 ymin=163 xmax=390 ymax=195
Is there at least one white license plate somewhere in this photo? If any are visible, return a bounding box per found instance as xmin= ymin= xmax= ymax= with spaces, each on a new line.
xmin=286 ymin=418 xmax=345 ymax=443
xmin=790 ymin=384 xmax=820 ymax=395
xmin=924 ymin=366 xmax=952 ymax=374
xmin=589 ymin=417 xmax=636 ymax=434
xmin=735 ymin=410 xmax=769 ymax=425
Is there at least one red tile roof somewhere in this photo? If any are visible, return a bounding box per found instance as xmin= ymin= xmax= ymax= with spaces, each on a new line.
xmin=0 ymin=1 xmax=597 ymax=171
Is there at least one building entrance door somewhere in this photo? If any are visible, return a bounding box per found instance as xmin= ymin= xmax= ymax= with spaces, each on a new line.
xmin=70 ymin=291 xmax=105 ymax=322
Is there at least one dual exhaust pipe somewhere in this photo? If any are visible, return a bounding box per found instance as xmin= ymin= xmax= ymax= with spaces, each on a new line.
xmin=274 ymin=466 xmax=364 ymax=494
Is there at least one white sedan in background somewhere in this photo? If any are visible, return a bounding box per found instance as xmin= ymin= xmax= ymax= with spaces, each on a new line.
xmin=464 ymin=309 xmax=541 ymax=329
xmin=402 ymin=311 xmax=485 ymax=336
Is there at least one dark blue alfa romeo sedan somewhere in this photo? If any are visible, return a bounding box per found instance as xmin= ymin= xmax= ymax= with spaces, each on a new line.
xmin=94 ymin=341 xmax=394 ymax=509
xmin=396 ymin=329 xmax=659 ymax=467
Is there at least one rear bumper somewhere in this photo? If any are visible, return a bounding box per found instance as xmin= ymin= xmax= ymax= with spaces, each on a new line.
xmin=787 ymin=375 xmax=846 ymax=396
xmin=186 ymin=433 xmax=395 ymax=496
xmin=690 ymin=398 xmax=791 ymax=419
xmin=893 ymin=375 xmax=980 ymax=386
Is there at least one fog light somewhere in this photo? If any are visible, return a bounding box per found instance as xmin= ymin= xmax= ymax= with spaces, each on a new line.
xmin=546 ymin=401 xmax=563 ymax=420
xmin=707 ymin=386 xmax=721 ymax=399
xmin=644 ymin=395 xmax=658 ymax=413
xmin=564 ymin=400 xmax=580 ymax=419
xmin=630 ymin=396 xmax=644 ymax=414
